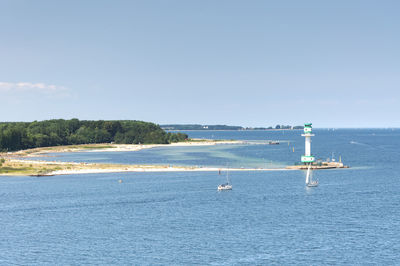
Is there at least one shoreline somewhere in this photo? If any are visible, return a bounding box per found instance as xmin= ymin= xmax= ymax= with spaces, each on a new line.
xmin=1 ymin=158 xmax=292 ymax=176
xmin=0 ymin=140 xmax=348 ymax=177
xmin=165 ymin=129 xmax=302 ymax=131
xmin=5 ymin=139 xmax=245 ymax=158
xmin=0 ymin=140 xmax=258 ymax=176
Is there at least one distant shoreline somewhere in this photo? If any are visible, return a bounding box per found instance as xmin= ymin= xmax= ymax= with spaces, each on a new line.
xmin=165 ymin=129 xmax=303 ymax=131
xmin=161 ymin=124 xmax=304 ymax=131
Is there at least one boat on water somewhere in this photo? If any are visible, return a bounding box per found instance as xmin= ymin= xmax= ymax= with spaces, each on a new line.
xmin=218 ymin=183 xmax=232 ymax=191
xmin=305 ymin=164 xmax=318 ymax=187
xmin=307 ymin=180 xmax=318 ymax=187
xmin=268 ymin=140 xmax=280 ymax=145
xmin=218 ymin=169 xmax=232 ymax=191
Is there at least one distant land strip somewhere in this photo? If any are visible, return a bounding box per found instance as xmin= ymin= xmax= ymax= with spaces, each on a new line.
xmin=161 ymin=124 xmax=304 ymax=131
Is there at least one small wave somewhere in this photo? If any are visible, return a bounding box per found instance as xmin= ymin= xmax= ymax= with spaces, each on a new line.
xmin=0 ymin=196 xmax=177 ymax=214
xmin=350 ymin=141 xmax=368 ymax=146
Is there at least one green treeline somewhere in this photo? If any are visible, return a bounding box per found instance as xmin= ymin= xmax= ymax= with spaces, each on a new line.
xmin=0 ymin=119 xmax=188 ymax=151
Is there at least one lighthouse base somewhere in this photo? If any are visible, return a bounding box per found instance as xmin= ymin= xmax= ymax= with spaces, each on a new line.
xmin=287 ymin=161 xmax=348 ymax=170
xmin=301 ymin=155 xmax=315 ymax=163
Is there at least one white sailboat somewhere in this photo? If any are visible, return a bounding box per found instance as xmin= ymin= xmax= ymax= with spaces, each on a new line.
xmin=218 ymin=169 xmax=232 ymax=191
xmin=306 ymin=163 xmax=318 ymax=187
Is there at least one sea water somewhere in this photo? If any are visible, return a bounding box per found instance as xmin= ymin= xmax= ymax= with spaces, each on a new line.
xmin=0 ymin=129 xmax=399 ymax=264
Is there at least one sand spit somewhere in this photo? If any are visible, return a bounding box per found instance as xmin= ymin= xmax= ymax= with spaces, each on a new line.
xmin=0 ymin=139 xmax=288 ymax=176
xmin=0 ymin=140 xmax=348 ymax=177
xmin=7 ymin=140 xmax=245 ymax=157
xmin=1 ymin=158 xmax=291 ymax=176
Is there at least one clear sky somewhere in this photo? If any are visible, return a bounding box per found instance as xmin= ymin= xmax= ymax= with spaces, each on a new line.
xmin=0 ymin=0 xmax=399 ymax=127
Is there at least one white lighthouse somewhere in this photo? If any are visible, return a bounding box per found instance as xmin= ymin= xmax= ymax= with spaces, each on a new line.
xmin=301 ymin=123 xmax=318 ymax=187
xmin=301 ymin=123 xmax=315 ymax=164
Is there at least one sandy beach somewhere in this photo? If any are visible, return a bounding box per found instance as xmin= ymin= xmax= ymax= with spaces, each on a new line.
xmin=8 ymin=139 xmax=245 ymax=157
xmin=0 ymin=139 xmax=348 ymax=176
xmin=3 ymin=157 xmax=291 ymax=176
xmin=0 ymin=139 xmax=293 ymax=176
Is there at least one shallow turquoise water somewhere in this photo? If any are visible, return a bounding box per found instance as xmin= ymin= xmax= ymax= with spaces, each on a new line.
xmin=31 ymin=141 xmax=293 ymax=169
xmin=1 ymin=129 xmax=399 ymax=264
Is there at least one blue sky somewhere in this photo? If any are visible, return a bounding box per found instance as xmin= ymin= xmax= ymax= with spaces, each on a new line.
xmin=0 ymin=0 xmax=399 ymax=127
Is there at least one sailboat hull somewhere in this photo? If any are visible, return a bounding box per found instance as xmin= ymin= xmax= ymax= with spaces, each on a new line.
xmin=218 ymin=169 xmax=232 ymax=190
xmin=218 ymin=184 xmax=232 ymax=191
xmin=306 ymin=181 xmax=318 ymax=187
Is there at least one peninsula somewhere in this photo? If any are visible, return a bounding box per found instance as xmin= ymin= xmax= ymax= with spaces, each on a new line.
xmin=0 ymin=119 xmax=256 ymax=176
xmin=0 ymin=119 xmax=347 ymax=177
xmin=0 ymin=140 xmax=287 ymax=176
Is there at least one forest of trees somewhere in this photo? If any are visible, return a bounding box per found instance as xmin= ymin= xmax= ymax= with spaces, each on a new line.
xmin=0 ymin=119 xmax=188 ymax=152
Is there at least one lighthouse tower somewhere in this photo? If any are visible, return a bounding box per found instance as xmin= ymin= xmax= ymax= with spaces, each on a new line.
xmin=301 ymin=123 xmax=315 ymax=164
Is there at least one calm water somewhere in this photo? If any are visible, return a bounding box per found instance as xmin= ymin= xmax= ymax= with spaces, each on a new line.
xmin=1 ymin=129 xmax=400 ymax=264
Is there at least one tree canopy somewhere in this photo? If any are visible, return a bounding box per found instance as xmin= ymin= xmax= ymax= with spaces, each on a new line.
xmin=0 ymin=119 xmax=188 ymax=151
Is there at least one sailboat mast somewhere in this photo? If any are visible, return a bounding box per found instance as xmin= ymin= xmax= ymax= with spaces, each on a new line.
xmin=305 ymin=163 xmax=311 ymax=184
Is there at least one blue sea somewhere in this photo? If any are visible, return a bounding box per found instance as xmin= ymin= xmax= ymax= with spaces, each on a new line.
xmin=1 ymin=129 xmax=399 ymax=265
